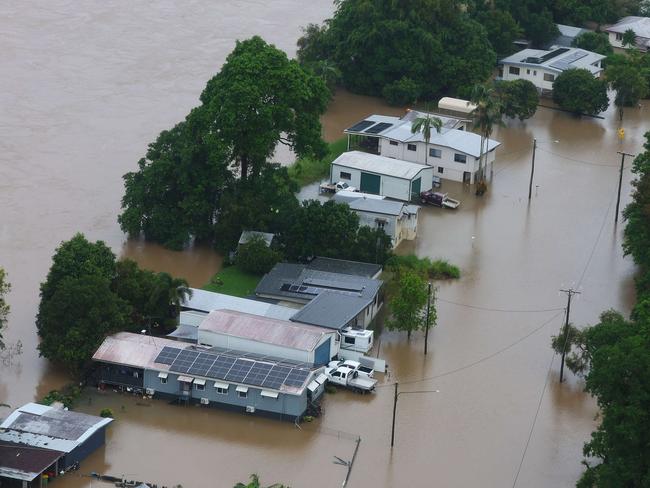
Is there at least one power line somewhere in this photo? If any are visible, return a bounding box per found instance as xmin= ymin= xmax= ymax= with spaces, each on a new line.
xmin=437 ymin=297 xmax=564 ymax=314
xmin=377 ymin=310 xmax=564 ymax=389
xmin=536 ymin=147 xmax=619 ymax=167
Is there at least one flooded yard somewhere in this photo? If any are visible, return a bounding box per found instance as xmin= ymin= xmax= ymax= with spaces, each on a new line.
xmin=1 ymin=2 xmax=647 ymax=487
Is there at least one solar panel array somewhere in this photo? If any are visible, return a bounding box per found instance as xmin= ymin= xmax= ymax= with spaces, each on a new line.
xmin=550 ymin=50 xmax=588 ymax=70
xmin=347 ymin=120 xmax=375 ymax=133
xmin=153 ymin=346 xmax=311 ymax=391
xmin=365 ymin=122 xmax=393 ymax=134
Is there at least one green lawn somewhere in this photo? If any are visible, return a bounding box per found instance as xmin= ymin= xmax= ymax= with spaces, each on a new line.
xmin=287 ymin=137 xmax=348 ymax=187
xmin=203 ymin=265 xmax=263 ymax=298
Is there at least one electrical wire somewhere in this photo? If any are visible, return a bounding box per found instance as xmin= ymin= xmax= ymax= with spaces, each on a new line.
xmin=536 ymin=147 xmax=620 ymax=167
xmin=376 ymin=310 xmax=564 ymax=389
xmin=436 ymin=297 xmax=565 ymax=314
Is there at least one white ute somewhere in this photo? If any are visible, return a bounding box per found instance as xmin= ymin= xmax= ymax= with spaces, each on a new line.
xmin=325 ymin=365 xmax=377 ymax=393
xmin=328 ymin=359 xmax=374 ymax=378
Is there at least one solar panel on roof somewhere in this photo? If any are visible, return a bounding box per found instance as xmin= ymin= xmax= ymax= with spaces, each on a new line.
xmin=225 ymin=358 xmax=255 ymax=382
xmin=539 ymin=47 xmax=570 ymax=63
xmin=154 ymin=346 xmax=181 ymax=365
xmin=364 ymin=122 xmax=393 ymax=134
xmin=346 ymin=120 xmax=376 ymax=133
xmin=284 ymin=369 xmax=310 ymax=387
xmin=550 ymin=50 xmax=588 ymax=70
xmin=244 ymin=362 xmax=273 ymax=386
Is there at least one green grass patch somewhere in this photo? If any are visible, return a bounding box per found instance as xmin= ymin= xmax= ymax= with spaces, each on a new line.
xmin=288 ymin=137 xmax=348 ymax=187
xmin=386 ymin=255 xmax=461 ymax=280
xmin=203 ymin=265 xmax=263 ymax=298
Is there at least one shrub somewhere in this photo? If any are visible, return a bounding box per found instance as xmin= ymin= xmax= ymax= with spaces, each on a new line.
xmin=382 ymin=77 xmax=421 ymax=106
xmin=385 ymin=255 xmax=460 ymax=280
xmin=100 ymin=408 xmax=114 ymax=418
xmin=40 ymin=384 xmax=81 ymax=409
xmin=236 ymin=235 xmax=282 ymax=275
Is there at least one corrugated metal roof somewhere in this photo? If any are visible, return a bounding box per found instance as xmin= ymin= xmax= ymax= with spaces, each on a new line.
xmin=308 ymin=257 xmax=382 ymax=278
xmin=92 ymin=332 xmax=180 ymax=371
xmin=182 ymin=288 xmax=297 ymax=321
xmin=347 ymin=197 xmax=408 ymax=216
xmin=0 ymin=440 xmax=63 ymax=482
xmin=606 ymin=16 xmax=650 ymax=38
xmin=290 ymin=291 xmax=370 ymax=329
xmin=238 ymin=230 xmax=275 ymax=246
xmin=331 ymin=151 xmax=431 ymax=180
xmin=199 ymin=310 xmax=332 ymax=351
xmin=499 ymin=47 xmax=605 ymax=75
xmin=0 ymin=403 xmax=112 ymax=454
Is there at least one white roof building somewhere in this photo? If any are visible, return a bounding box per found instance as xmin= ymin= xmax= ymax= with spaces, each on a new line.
xmin=606 ymin=16 xmax=650 ymax=51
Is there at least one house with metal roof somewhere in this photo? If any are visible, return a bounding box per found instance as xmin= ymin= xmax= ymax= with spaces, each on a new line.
xmin=333 ymin=191 xmax=419 ymax=248
xmin=0 ymin=440 xmax=64 ymax=487
xmin=498 ymin=46 xmax=605 ymax=93
xmin=343 ymin=110 xmax=500 ymax=185
xmin=197 ymin=310 xmax=338 ymax=366
xmin=0 ymin=402 xmax=112 ymax=481
xmin=255 ymin=263 xmax=383 ymax=330
xmin=92 ymin=332 xmax=326 ymax=421
xmin=329 ymin=151 xmax=434 ymax=201
xmin=306 ymin=256 xmax=382 ymax=279
xmin=606 ymin=16 xmax=650 ymax=52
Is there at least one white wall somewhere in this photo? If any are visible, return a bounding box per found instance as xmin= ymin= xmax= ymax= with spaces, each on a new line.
xmin=501 ymin=63 xmax=557 ymax=91
xmin=608 ymin=31 xmax=625 ymax=49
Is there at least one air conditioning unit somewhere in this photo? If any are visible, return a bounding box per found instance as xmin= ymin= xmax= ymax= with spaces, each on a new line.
xmin=200 ymin=398 xmax=209 ymax=405
xmin=145 ymin=388 xmax=155 ymax=396
xmin=246 ymin=405 xmax=255 ymax=413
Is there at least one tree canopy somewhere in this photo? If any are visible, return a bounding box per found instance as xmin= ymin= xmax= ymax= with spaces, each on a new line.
xmin=0 ymin=268 xmax=10 ymax=350
xmin=552 ymin=69 xmax=609 ymax=115
xmin=572 ymin=32 xmax=613 ymax=56
xmin=606 ymin=59 xmax=648 ymax=121
xmin=495 ymin=79 xmax=539 ymax=120
xmin=37 ymin=234 xmax=191 ymax=374
xmin=298 ymin=0 xmax=496 ymax=100
xmin=385 ymin=268 xmax=432 ymax=338
xmin=237 ymin=236 xmax=282 ymax=275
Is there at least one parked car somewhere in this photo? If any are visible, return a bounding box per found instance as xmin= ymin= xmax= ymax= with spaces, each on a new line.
xmin=328 ymin=359 xmax=374 ymax=378
xmin=319 ymin=181 xmax=358 ymax=194
xmin=325 ymin=366 xmax=377 ymax=392
xmin=420 ymin=190 xmax=461 ymax=209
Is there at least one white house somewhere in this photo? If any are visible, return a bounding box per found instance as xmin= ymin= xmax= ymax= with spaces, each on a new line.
xmin=344 ymin=111 xmax=500 ymax=184
xmin=197 ymin=309 xmax=339 ymax=367
xmin=499 ymin=47 xmax=605 ymax=93
xmin=606 ymin=16 xmax=650 ymax=52
xmin=333 ymin=190 xmax=419 ymax=248
xmin=330 ymin=151 xmax=434 ymax=201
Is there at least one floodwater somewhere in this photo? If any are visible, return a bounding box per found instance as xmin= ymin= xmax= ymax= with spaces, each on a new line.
xmin=0 ymin=2 xmax=646 ymax=487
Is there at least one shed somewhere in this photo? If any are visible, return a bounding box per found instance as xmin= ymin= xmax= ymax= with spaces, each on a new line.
xmin=198 ymin=309 xmax=338 ymax=366
xmin=238 ymin=230 xmax=275 ymax=248
xmin=0 ymin=440 xmax=63 ymax=485
xmin=0 ymin=403 xmax=112 ymax=471
xmin=330 ymin=151 xmax=433 ymax=202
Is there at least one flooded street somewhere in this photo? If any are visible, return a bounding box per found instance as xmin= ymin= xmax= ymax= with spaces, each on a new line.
xmin=1 ymin=2 xmax=647 ymax=487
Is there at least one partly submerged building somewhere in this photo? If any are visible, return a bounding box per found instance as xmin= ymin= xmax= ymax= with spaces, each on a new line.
xmin=92 ymin=332 xmax=326 ymax=420
xmin=606 ymin=16 xmax=650 ymax=52
xmin=343 ymin=111 xmax=500 ymax=184
xmin=0 ymin=403 xmax=112 ymax=486
xmin=333 ymin=190 xmax=419 ymax=248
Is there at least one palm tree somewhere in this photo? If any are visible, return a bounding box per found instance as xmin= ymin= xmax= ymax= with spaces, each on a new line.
xmin=148 ymin=272 xmax=192 ymax=325
xmin=410 ymin=110 xmax=443 ymax=165
xmin=234 ymin=474 xmax=287 ymax=488
xmin=470 ymin=84 xmax=502 ymax=194
xmin=622 ymin=28 xmax=637 ymax=48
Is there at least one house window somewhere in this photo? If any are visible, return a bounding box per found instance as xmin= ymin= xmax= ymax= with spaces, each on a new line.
xmin=454 ymin=153 xmax=467 ymax=163
xmin=533 ymin=70 xmax=537 ymax=76
xmin=344 ymin=336 xmax=355 ymax=345
xmin=216 ymin=387 xmax=227 ymax=395
xmin=389 ymin=140 xmax=398 ymax=146
xmin=375 ymin=219 xmax=386 ymax=229
xmin=429 ymin=148 xmax=442 ymax=158
xmin=195 ymin=383 xmax=205 ymax=391
xmin=509 ymin=66 xmax=520 ymax=75
xmin=340 ymin=171 xmax=351 ymax=180
xmin=407 ymin=144 xmax=417 ymax=152
xmin=544 ymin=73 xmax=555 ymax=82
xmin=238 ymin=390 xmax=247 ymax=399
xmin=526 ymin=69 xmax=530 ymax=75
xmin=616 ymin=33 xmax=623 ymax=41
xmin=437 ymin=167 xmax=444 ymax=174
xmin=160 ymin=377 xmax=167 ymax=385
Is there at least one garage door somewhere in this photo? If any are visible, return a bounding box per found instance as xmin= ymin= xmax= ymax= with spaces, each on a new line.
xmin=360 ymin=172 xmax=381 ymax=194
xmin=410 ymin=177 xmax=421 ymax=201
xmin=314 ymin=338 xmax=331 ymax=367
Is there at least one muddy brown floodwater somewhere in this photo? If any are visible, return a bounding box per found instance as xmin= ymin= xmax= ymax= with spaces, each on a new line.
xmin=0 ymin=2 xmax=647 ymax=487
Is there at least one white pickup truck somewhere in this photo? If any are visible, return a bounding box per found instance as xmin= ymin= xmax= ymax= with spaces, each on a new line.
xmin=325 ymin=365 xmax=377 ymax=392
xmin=319 ymin=181 xmax=358 ymax=194
xmin=328 ymin=359 xmax=374 ymax=378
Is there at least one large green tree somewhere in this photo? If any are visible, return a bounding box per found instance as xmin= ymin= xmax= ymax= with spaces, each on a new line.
xmin=298 ymin=0 xmax=496 ymax=100
xmin=573 ymin=32 xmax=614 ymax=56
xmin=236 ymin=236 xmax=283 ymax=275
xmin=38 ymin=274 xmax=131 ymax=375
xmin=606 ymin=62 xmax=648 ymax=121
xmin=0 ymin=268 xmax=9 ymax=349
xmin=200 ymin=36 xmax=329 ymax=180
xmin=385 ymin=268 xmax=433 ymax=339
xmin=552 ymin=69 xmax=609 ymax=115
xmin=623 ymin=133 xmax=650 ymax=270
xmin=468 ymin=8 xmax=521 ymax=56
xmin=495 ymin=79 xmax=539 ymax=121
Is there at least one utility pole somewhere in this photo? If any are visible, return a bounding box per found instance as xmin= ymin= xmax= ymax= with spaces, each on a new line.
xmin=390 ymin=382 xmax=398 ymax=448
xmin=559 ymin=288 xmax=580 ymax=383
xmin=528 ymin=138 xmax=537 ymax=200
xmin=615 ymin=151 xmax=634 ymax=223
xmin=424 ymin=282 xmax=432 ymax=355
